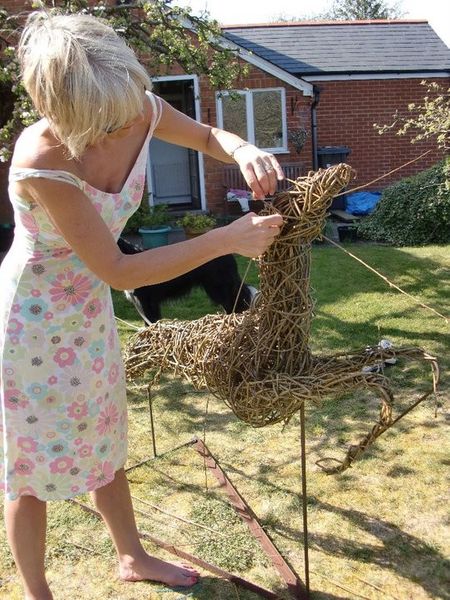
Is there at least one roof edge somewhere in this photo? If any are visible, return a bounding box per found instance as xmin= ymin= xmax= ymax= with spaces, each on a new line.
xmin=221 ymin=19 xmax=428 ymax=29
xmin=218 ymin=35 xmax=314 ymax=96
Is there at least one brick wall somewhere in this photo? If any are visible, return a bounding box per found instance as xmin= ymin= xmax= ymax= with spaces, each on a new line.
xmin=2 ymin=1 xmax=448 ymax=213
xmin=314 ymin=77 xmax=447 ymax=189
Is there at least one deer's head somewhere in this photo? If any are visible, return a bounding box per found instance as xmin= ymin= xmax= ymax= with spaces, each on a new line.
xmin=262 ymin=163 xmax=355 ymax=245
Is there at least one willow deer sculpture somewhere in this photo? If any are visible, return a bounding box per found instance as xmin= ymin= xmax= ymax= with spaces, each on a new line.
xmin=124 ymin=164 xmax=438 ymax=473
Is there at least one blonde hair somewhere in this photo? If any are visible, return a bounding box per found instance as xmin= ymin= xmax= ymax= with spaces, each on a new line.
xmin=19 ymin=11 xmax=152 ymax=159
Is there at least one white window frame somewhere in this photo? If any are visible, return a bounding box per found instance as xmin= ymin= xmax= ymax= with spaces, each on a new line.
xmin=216 ymin=87 xmax=288 ymax=154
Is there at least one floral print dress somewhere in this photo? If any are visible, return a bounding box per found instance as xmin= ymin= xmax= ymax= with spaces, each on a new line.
xmin=0 ymin=92 xmax=162 ymax=501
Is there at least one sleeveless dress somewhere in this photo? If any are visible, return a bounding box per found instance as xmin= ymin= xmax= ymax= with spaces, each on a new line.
xmin=0 ymin=91 xmax=162 ymax=501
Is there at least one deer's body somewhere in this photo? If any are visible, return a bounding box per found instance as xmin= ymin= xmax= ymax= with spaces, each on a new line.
xmin=125 ymin=164 xmax=438 ymax=473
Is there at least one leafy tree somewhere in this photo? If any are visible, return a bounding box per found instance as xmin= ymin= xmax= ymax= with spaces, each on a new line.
xmin=0 ymin=0 xmax=246 ymax=162
xmin=322 ymin=0 xmax=403 ymax=20
xmin=366 ymin=83 xmax=450 ymax=246
xmin=376 ymin=81 xmax=449 ymax=152
xmin=271 ymin=0 xmax=402 ymax=23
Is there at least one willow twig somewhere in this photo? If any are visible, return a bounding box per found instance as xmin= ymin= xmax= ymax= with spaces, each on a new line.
xmin=334 ymin=149 xmax=433 ymax=197
xmin=311 ymin=569 xmax=372 ymax=600
xmin=131 ymin=495 xmax=228 ymax=537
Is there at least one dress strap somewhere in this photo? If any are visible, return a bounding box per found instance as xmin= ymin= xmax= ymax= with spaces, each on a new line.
xmin=9 ymin=167 xmax=84 ymax=190
xmin=146 ymin=91 xmax=163 ymax=135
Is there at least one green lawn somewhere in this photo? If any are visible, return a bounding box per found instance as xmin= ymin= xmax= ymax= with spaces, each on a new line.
xmin=1 ymin=243 xmax=448 ymax=600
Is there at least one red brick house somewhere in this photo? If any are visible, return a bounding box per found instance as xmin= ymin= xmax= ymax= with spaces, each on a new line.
xmin=191 ymin=19 xmax=450 ymax=214
xmin=1 ymin=9 xmax=450 ymax=219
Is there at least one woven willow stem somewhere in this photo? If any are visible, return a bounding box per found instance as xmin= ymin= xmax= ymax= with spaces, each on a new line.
xmin=124 ymin=164 xmax=440 ymax=473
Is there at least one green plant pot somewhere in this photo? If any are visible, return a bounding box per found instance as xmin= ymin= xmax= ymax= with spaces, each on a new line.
xmin=138 ymin=226 xmax=171 ymax=249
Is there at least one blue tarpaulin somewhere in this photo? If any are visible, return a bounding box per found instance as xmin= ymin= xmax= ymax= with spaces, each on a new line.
xmin=345 ymin=191 xmax=381 ymax=215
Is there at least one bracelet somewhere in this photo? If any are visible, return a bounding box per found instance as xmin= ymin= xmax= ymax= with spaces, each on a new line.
xmin=229 ymin=141 xmax=251 ymax=160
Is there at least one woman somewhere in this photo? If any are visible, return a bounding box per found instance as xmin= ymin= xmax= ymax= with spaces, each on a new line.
xmin=0 ymin=11 xmax=283 ymax=600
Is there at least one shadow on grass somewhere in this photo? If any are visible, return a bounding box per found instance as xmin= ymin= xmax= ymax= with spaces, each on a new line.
xmin=215 ymin=456 xmax=448 ymax=600
xmin=153 ymin=578 xmax=352 ymax=600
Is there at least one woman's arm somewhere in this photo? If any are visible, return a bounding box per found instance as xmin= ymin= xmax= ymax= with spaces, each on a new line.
xmin=16 ymin=177 xmax=282 ymax=291
xmin=153 ymin=97 xmax=284 ymax=199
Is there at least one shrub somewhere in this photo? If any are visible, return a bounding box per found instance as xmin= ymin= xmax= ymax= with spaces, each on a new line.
xmin=176 ymin=212 xmax=217 ymax=232
xmin=123 ymin=202 xmax=171 ymax=232
xmin=357 ymin=160 xmax=450 ymax=246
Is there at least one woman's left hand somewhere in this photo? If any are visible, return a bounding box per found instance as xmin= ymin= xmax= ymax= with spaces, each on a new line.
xmin=232 ymin=144 xmax=285 ymax=199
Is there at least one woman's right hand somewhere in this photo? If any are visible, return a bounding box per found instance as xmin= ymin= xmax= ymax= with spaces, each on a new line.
xmin=224 ymin=212 xmax=283 ymax=258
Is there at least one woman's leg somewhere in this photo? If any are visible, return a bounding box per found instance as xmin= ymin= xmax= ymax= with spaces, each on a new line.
xmin=4 ymin=496 xmax=53 ymax=600
xmin=91 ymin=468 xmax=198 ymax=587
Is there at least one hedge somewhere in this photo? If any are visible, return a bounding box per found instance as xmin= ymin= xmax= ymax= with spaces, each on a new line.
xmin=357 ymin=160 xmax=450 ymax=246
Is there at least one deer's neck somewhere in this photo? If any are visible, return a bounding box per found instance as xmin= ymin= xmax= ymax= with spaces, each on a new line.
xmin=255 ymin=240 xmax=313 ymax=374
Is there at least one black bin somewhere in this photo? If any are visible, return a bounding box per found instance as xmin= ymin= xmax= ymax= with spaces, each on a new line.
xmin=318 ymin=146 xmax=351 ymax=210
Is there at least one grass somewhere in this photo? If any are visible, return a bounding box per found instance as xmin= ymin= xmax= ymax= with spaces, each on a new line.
xmin=0 ymin=243 xmax=449 ymax=600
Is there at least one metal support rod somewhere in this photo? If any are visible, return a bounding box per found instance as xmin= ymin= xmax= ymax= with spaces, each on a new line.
xmin=125 ymin=438 xmax=197 ymax=473
xmin=129 ymin=391 xmax=312 ymax=598
xmin=300 ymin=402 xmax=310 ymax=597
xmin=193 ymin=438 xmax=308 ymax=599
xmin=69 ymin=499 xmax=280 ymax=600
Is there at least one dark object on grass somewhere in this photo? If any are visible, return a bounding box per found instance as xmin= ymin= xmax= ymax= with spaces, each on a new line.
xmin=117 ymin=236 xmax=255 ymax=324
xmin=337 ymin=225 xmax=358 ymax=242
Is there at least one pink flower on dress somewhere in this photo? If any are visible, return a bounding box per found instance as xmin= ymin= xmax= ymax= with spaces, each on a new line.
xmin=107 ymin=363 xmax=119 ymax=385
xmin=15 ymin=458 xmax=35 ymax=476
xmin=49 ymin=271 xmax=91 ymax=305
xmin=67 ymin=401 xmax=88 ymax=420
xmin=92 ymin=357 xmax=104 ymax=374
xmin=44 ymin=311 xmax=53 ymax=320
xmin=95 ymin=403 xmax=119 ymax=435
xmin=48 ymin=375 xmax=58 ymax=385
xmin=12 ymin=304 xmax=20 ymax=313
xmin=45 ymin=395 xmax=57 ymax=406
xmin=31 ymin=289 xmax=41 ymax=298
xmin=4 ymin=389 xmax=29 ymax=411
xmin=7 ymin=318 xmax=23 ymax=335
xmin=49 ymin=456 xmax=74 ymax=474
xmin=83 ymin=298 xmax=102 ymax=319
xmin=18 ymin=436 xmax=39 ymax=453
xmin=78 ymin=444 xmax=93 ymax=458
xmin=20 ymin=212 xmax=39 ymax=239
xmin=86 ymin=461 xmax=115 ymax=491
xmin=53 ymin=347 xmax=76 ymax=368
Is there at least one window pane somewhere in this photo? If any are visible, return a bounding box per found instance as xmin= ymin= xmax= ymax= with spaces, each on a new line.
xmin=253 ymin=90 xmax=283 ymax=149
xmin=221 ymin=94 xmax=247 ymax=140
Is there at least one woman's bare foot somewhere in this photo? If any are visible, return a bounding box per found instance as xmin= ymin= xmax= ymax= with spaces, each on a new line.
xmin=119 ymin=552 xmax=199 ymax=587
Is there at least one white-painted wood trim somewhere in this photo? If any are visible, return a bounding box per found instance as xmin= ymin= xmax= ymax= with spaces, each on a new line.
xmin=218 ymin=36 xmax=314 ymax=97
xmin=303 ymin=71 xmax=450 ymax=81
xmin=216 ymin=88 xmax=289 ymax=153
xmin=147 ymin=74 xmax=206 ymax=210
